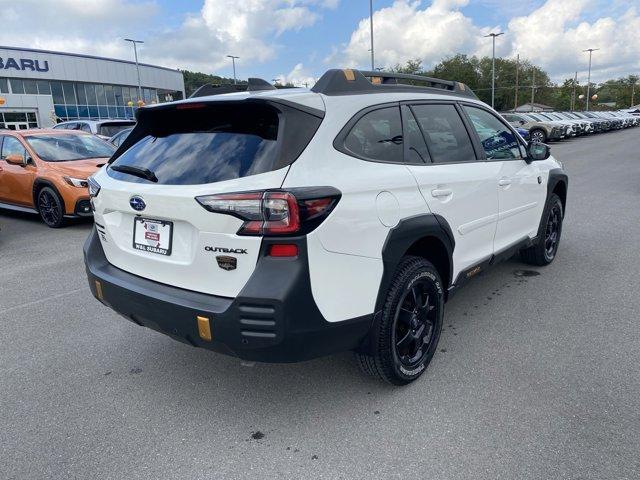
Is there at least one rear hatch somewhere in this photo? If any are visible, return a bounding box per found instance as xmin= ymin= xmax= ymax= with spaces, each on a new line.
xmin=91 ymin=98 xmax=323 ymax=298
xmin=97 ymin=121 xmax=136 ymax=138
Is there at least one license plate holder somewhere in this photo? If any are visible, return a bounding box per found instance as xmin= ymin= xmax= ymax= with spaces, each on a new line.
xmin=133 ymin=217 xmax=173 ymax=256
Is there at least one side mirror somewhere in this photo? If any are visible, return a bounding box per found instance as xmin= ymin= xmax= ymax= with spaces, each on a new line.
xmin=5 ymin=153 xmax=26 ymax=166
xmin=527 ymin=142 xmax=550 ymax=161
xmin=519 ymin=120 xmax=525 ymax=125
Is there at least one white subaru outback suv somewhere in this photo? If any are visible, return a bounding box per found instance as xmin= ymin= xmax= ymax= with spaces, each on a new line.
xmin=84 ymin=69 xmax=568 ymax=385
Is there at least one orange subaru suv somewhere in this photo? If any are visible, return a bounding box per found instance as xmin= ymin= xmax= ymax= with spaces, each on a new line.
xmin=0 ymin=129 xmax=115 ymax=227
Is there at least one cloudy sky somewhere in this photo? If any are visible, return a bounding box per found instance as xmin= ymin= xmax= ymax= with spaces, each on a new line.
xmin=1 ymin=0 xmax=638 ymax=86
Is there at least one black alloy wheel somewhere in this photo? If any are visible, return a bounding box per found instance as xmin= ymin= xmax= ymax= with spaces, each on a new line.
xmin=38 ymin=187 xmax=65 ymax=228
xmin=544 ymin=202 xmax=562 ymax=262
xmin=393 ymin=279 xmax=438 ymax=368
xmin=520 ymin=193 xmax=563 ymax=266
xmin=355 ymin=256 xmax=444 ymax=385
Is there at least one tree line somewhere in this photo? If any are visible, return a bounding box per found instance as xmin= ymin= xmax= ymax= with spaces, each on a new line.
xmin=181 ymin=58 xmax=638 ymax=111
xmin=180 ymin=70 xmax=296 ymax=97
xmin=389 ymin=55 xmax=638 ymax=112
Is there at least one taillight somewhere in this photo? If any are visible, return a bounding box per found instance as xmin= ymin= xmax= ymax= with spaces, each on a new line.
xmin=195 ymin=188 xmax=340 ymax=236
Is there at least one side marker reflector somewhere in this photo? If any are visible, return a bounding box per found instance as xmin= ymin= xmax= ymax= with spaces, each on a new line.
xmin=197 ymin=316 xmax=212 ymax=341
xmin=269 ymin=244 xmax=299 ymax=257
xmin=94 ymin=280 xmax=104 ymax=301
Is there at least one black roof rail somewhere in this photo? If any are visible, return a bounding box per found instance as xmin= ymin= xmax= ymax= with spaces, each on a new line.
xmin=311 ymin=69 xmax=477 ymax=99
xmin=189 ymin=78 xmax=276 ymax=98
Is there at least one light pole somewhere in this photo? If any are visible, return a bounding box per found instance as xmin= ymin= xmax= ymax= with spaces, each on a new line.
xmin=484 ymin=32 xmax=504 ymax=109
xmin=369 ymin=0 xmax=375 ymax=70
xmin=583 ymin=48 xmax=599 ymax=111
xmin=227 ymin=55 xmax=239 ymax=84
xmin=124 ymin=38 xmax=144 ymax=102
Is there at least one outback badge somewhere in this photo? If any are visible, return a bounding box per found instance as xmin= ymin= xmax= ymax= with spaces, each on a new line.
xmin=216 ymin=255 xmax=237 ymax=271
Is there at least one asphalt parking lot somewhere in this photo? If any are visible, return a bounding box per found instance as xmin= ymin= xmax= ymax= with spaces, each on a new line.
xmin=2 ymin=128 xmax=639 ymax=480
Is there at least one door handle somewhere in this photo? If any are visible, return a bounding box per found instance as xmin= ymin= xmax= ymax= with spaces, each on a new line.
xmin=431 ymin=188 xmax=453 ymax=198
xmin=498 ymin=178 xmax=512 ymax=187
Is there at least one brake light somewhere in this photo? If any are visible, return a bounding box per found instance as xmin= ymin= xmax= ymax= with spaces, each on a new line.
xmin=176 ymin=102 xmax=207 ymax=110
xmin=195 ymin=189 xmax=340 ymax=236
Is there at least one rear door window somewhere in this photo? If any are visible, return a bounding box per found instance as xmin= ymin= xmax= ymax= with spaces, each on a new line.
xmin=98 ymin=122 xmax=135 ymax=137
xmin=410 ymin=104 xmax=476 ymax=163
xmin=343 ymin=106 xmax=404 ymax=163
xmin=401 ymin=105 xmax=430 ymax=164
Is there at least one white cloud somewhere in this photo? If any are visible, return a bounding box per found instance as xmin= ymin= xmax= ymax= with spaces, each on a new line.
xmin=341 ymin=0 xmax=640 ymax=82
xmin=342 ymin=0 xmax=484 ymax=70
xmin=149 ymin=0 xmax=338 ymax=72
xmin=0 ymin=0 xmax=338 ymax=73
xmin=0 ymin=0 xmax=158 ymax=60
xmin=275 ymin=63 xmax=317 ymax=87
xmin=506 ymin=0 xmax=640 ymax=81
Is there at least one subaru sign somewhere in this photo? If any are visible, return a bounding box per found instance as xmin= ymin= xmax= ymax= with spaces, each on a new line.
xmin=0 ymin=57 xmax=49 ymax=72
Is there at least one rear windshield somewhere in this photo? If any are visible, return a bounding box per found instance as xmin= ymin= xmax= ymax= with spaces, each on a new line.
xmin=98 ymin=122 xmax=136 ymax=137
xmin=108 ymin=102 xmax=321 ymax=185
xmin=25 ymin=134 xmax=116 ymax=161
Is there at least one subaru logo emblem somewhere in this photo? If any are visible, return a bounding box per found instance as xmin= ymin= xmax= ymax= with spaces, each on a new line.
xmin=129 ymin=196 xmax=146 ymax=211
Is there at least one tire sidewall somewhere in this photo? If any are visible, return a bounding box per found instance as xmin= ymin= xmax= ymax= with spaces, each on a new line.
xmin=38 ymin=186 xmax=64 ymax=228
xmin=381 ymin=260 xmax=444 ymax=384
xmin=542 ymin=195 xmax=563 ymax=262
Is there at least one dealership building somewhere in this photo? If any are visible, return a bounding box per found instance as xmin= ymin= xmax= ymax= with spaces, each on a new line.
xmin=0 ymin=46 xmax=185 ymax=129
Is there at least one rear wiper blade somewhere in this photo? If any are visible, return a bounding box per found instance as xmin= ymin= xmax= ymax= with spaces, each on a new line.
xmin=110 ymin=165 xmax=158 ymax=183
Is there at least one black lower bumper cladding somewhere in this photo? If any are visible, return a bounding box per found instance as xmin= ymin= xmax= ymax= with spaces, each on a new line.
xmin=83 ymin=228 xmax=372 ymax=363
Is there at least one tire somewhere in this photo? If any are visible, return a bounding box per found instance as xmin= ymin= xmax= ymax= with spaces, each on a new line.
xmin=530 ymin=129 xmax=547 ymax=143
xmin=356 ymin=256 xmax=444 ymax=385
xmin=37 ymin=186 xmax=65 ymax=228
xmin=520 ymin=193 xmax=563 ymax=266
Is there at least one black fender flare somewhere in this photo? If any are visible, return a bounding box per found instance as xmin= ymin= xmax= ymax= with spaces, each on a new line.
xmin=374 ymin=213 xmax=455 ymax=313
xmin=533 ymin=168 xmax=568 ymax=241
xmin=355 ymin=213 xmax=455 ymax=356
xmin=546 ymin=168 xmax=568 ymax=212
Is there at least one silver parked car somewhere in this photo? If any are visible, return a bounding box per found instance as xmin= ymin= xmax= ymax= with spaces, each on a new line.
xmin=53 ymin=119 xmax=136 ymax=140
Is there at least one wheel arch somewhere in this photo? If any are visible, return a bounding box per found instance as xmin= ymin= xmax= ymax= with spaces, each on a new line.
xmin=551 ymin=179 xmax=567 ymax=215
xmin=32 ymin=178 xmax=66 ymax=213
xmin=547 ymin=168 xmax=568 ymax=216
xmin=376 ymin=214 xmax=455 ymax=312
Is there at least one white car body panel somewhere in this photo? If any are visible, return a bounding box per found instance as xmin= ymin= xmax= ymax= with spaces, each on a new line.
xmin=493 ymin=160 xmax=546 ymax=253
xmin=407 ymin=161 xmax=501 ymax=279
xmin=91 ymin=166 xmax=289 ymax=298
xmin=306 ymin=233 xmax=383 ymax=322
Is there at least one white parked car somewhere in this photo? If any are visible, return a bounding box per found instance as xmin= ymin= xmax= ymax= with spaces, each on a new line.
xmin=53 ymin=119 xmax=135 ymax=140
xmin=84 ymin=69 xmax=568 ymax=385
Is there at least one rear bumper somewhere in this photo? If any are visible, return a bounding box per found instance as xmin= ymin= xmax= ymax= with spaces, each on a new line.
xmin=84 ymin=228 xmax=372 ymax=363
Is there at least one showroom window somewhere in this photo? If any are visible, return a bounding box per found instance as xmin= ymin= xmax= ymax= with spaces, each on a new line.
xmin=2 ymin=77 xmax=168 ymax=121
xmin=10 ymin=79 xmax=24 ymax=94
